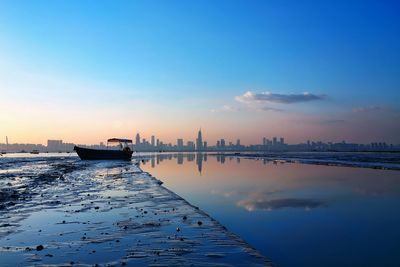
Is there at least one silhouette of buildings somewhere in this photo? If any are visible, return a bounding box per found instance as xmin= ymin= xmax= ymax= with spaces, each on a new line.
xmin=196 ymin=129 xmax=203 ymax=151
xmin=135 ymin=133 xmax=140 ymax=147
xmin=130 ymin=129 xmax=399 ymax=152
xmin=47 ymin=140 xmax=63 ymax=152
xmin=1 ymin=129 xmax=399 ymax=153
xmin=177 ymin=139 xmax=184 ymax=149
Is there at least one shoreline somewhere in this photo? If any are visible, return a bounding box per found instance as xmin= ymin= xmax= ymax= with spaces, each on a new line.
xmin=211 ymin=152 xmax=400 ymax=171
xmin=0 ymin=157 xmax=273 ymax=266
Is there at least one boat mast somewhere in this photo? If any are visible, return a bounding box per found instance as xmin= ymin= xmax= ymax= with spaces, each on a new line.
xmin=6 ymin=136 xmax=8 ymax=152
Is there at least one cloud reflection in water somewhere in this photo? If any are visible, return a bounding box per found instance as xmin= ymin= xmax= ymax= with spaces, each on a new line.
xmin=238 ymin=197 xmax=326 ymax=212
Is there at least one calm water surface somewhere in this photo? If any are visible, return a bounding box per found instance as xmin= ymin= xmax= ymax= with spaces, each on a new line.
xmin=1 ymin=153 xmax=269 ymax=266
xmin=139 ymin=153 xmax=400 ymax=267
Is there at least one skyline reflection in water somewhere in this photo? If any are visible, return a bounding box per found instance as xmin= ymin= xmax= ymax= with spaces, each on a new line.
xmin=139 ymin=153 xmax=400 ymax=267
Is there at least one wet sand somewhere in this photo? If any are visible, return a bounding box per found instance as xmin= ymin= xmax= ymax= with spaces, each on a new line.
xmin=0 ymin=156 xmax=272 ymax=266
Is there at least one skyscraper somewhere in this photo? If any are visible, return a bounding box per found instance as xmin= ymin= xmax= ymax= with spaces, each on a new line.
xmin=177 ymin=138 xmax=184 ymax=148
xmin=135 ymin=133 xmax=141 ymax=146
xmin=196 ymin=129 xmax=203 ymax=151
xmin=187 ymin=141 xmax=195 ymax=150
xmin=151 ymin=135 xmax=155 ymax=147
xmin=220 ymin=139 xmax=226 ymax=147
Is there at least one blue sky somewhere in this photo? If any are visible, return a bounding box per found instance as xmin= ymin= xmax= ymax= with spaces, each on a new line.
xmin=0 ymin=0 xmax=399 ymax=144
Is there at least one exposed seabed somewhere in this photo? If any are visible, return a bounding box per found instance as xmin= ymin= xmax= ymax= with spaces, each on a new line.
xmin=0 ymin=157 xmax=272 ymax=266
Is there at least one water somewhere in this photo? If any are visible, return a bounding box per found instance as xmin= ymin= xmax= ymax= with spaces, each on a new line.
xmin=139 ymin=153 xmax=400 ymax=267
xmin=0 ymin=153 xmax=269 ymax=266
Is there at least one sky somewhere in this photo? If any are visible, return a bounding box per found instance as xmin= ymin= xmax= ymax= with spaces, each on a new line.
xmin=0 ymin=0 xmax=399 ymax=145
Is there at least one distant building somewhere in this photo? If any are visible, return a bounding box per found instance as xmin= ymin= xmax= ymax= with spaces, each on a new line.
xmin=220 ymin=139 xmax=226 ymax=148
xmin=196 ymin=129 xmax=203 ymax=151
xmin=135 ymin=133 xmax=141 ymax=146
xmin=47 ymin=139 xmax=62 ymax=152
xmin=177 ymin=138 xmax=184 ymax=148
xmin=187 ymin=141 xmax=195 ymax=150
xmin=151 ymin=135 xmax=155 ymax=147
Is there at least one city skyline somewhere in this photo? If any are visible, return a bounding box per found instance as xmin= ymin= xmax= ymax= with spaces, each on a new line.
xmin=1 ymin=1 xmax=399 ymax=144
xmin=1 ymin=125 xmax=400 ymax=149
xmin=1 ymin=128 xmax=399 ymax=153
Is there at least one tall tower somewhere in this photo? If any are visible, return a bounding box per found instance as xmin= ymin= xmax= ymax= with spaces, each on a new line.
xmin=135 ymin=133 xmax=141 ymax=146
xmin=196 ymin=128 xmax=203 ymax=151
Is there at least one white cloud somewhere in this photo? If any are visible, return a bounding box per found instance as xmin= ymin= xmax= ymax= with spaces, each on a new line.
xmin=210 ymin=105 xmax=240 ymax=113
xmin=235 ymin=91 xmax=326 ymax=104
xmin=222 ymin=105 xmax=239 ymax=112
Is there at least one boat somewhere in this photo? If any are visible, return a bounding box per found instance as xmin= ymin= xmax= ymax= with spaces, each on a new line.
xmin=30 ymin=150 xmax=39 ymax=154
xmin=74 ymin=138 xmax=133 ymax=160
